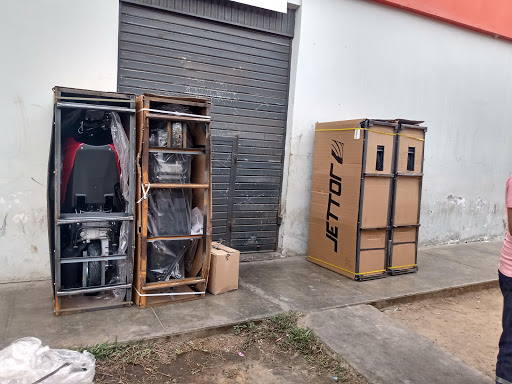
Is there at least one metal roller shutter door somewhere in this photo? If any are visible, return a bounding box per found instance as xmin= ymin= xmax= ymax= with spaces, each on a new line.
xmin=118 ymin=1 xmax=294 ymax=253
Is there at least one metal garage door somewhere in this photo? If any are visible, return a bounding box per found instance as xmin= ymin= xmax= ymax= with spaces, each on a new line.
xmin=118 ymin=0 xmax=295 ymax=253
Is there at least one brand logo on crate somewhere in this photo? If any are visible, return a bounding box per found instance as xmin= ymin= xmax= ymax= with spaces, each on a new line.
xmin=326 ymin=141 xmax=343 ymax=253
xmin=331 ymin=140 xmax=344 ymax=164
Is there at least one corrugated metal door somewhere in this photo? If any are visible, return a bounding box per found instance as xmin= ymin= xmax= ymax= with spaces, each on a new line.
xmin=118 ymin=1 xmax=294 ymax=253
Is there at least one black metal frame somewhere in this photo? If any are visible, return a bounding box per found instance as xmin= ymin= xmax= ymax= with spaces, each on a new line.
xmin=354 ymin=120 xmax=397 ymax=281
xmin=50 ymin=87 xmax=136 ymax=314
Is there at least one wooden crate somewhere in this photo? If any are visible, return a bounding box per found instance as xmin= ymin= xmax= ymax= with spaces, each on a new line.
xmin=134 ymin=94 xmax=212 ymax=307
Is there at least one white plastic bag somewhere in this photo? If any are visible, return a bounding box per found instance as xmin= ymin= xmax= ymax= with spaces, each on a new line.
xmin=190 ymin=207 xmax=203 ymax=235
xmin=0 ymin=337 xmax=95 ymax=384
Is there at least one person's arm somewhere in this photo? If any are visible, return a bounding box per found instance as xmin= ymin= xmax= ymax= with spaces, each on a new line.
xmin=507 ymin=178 xmax=512 ymax=235
xmin=508 ymin=208 xmax=512 ymax=236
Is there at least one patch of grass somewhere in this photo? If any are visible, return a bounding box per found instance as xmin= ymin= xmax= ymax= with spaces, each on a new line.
xmin=80 ymin=340 xmax=154 ymax=364
xmin=233 ymin=311 xmax=351 ymax=381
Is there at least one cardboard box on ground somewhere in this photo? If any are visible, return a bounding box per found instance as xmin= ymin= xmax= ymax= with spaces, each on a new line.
xmin=208 ymin=242 xmax=240 ymax=295
xmin=307 ymin=119 xmax=426 ymax=281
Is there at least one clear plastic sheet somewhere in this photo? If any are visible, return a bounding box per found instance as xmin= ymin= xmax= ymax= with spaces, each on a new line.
xmin=147 ymin=188 xmax=191 ymax=282
xmin=185 ymin=239 xmax=199 ymax=273
xmin=148 ymin=153 xmax=192 ymax=184
xmin=149 ymin=120 xmax=195 ymax=149
xmin=0 ymin=337 xmax=95 ymax=384
xmin=110 ymin=112 xmax=130 ymax=256
xmin=109 ymin=258 xmax=128 ymax=302
xmin=147 ymin=239 xmax=189 ymax=282
xmin=184 ymin=207 xmax=203 ymax=273
xmin=146 ymin=202 xmax=204 ymax=281
xmin=190 ymin=207 xmax=203 ymax=235
xmin=157 ymin=103 xmax=192 ymax=114
xmin=110 ymin=112 xmax=129 ymax=202
xmin=147 ymin=189 xmax=192 ymax=237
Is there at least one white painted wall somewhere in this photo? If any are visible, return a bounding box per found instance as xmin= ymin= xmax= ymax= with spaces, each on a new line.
xmin=280 ymin=0 xmax=512 ymax=256
xmin=0 ymin=0 xmax=119 ymax=283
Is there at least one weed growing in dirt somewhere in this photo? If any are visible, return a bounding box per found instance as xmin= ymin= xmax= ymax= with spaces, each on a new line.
xmin=81 ymin=340 xmax=154 ymax=364
xmin=233 ymin=311 xmax=348 ymax=381
xmin=79 ymin=312 xmax=359 ymax=383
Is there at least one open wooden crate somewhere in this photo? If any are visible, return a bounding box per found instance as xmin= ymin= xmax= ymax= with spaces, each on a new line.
xmin=134 ymin=94 xmax=212 ymax=307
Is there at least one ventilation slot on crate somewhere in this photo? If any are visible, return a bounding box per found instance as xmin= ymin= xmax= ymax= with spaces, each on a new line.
xmin=407 ymin=147 xmax=415 ymax=171
xmin=376 ymin=145 xmax=384 ymax=171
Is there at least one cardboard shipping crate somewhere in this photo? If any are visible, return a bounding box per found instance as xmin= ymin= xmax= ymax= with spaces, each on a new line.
xmin=388 ymin=122 xmax=427 ymax=275
xmin=208 ymin=243 xmax=240 ymax=295
xmin=308 ymin=119 xmax=397 ymax=281
xmin=307 ymin=118 xmax=426 ymax=281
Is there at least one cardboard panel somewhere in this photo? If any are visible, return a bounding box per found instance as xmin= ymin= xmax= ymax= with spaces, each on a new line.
xmin=364 ymin=126 xmax=395 ymax=174
xmin=391 ymin=243 xmax=416 ymax=268
xmin=393 ymin=227 xmax=417 ymax=243
xmin=308 ymin=192 xmax=358 ymax=277
xmin=360 ymin=229 xmax=386 ymax=249
xmin=361 ymin=177 xmax=391 ymax=228
xmin=358 ymin=249 xmax=386 ymax=275
xmin=397 ymin=128 xmax=424 ymax=173
xmin=394 ymin=177 xmax=420 ymax=226
xmin=307 ymin=123 xmax=364 ymax=278
xmin=316 ymin=119 xmax=365 ymax=129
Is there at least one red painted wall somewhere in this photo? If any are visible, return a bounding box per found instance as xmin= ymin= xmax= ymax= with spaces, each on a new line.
xmin=369 ymin=0 xmax=512 ymax=41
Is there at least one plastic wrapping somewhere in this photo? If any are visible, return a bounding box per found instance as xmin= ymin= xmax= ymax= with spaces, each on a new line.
xmin=110 ymin=112 xmax=130 ymax=256
xmin=147 ymin=188 xmax=191 ymax=282
xmin=185 ymin=207 xmax=203 ymax=272
xmin=147 ymin=201 xmax=204 ymax=281
xmin=109 ymin=258 xmax=128 ymax=302
xmin=148 ymin=189 xmax=192 ymax=237
xmin=149 ymin=153 xmax=192 ymax=184
xmin=149 ymin=120 xmax=194 ymax=149
xmin=147 ymin=239 xmax=189 ymax=282
xmin=185 ymin=239 xmax=199 ymax=273
xmin=110 ymin=112 xmax=129 ymax=202
xmin=190 ymin=207 xmax=203 ymax=235
xmin=0 ymin=337 xmax=95 ymax=384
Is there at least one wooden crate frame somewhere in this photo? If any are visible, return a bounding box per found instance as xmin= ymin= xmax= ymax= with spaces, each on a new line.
xmin=134 ymin=94 xmax=212 ymax=308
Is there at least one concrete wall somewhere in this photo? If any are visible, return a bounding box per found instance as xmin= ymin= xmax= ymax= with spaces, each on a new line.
xmin=280 ymin=0 xmax=512 ymax=255
xmin=0 ymin=0 xmax=119 ymax=283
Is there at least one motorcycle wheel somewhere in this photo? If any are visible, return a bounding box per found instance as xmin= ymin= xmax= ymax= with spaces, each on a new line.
xmin=86 ymin=241 xmax=102 ymax=287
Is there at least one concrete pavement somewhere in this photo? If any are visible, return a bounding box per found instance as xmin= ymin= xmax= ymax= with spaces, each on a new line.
xmin=0 ymin=241 xmax=501 ymax=350
xmin=303 ymin=305 xmax=493 ymax=384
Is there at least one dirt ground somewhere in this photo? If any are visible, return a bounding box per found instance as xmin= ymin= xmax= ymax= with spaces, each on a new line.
xmin=92 ymin=313 xmax=367 ymax=384
xmin=384 ymin=287 xmax=502 ymax=378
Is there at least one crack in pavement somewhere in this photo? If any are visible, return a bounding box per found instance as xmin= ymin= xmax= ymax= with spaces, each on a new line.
xmin=238 ymin=278 xmax=291 ymax=311
xmin=152 ymin=307 xmax=166 ymax=331
xmin=3 ymin=285 xmax=18 ymax=345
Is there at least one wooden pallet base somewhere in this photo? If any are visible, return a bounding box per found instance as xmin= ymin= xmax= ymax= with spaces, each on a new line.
xmin=134 ymin=284 xmax=206 ymax=308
